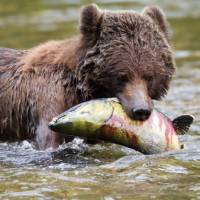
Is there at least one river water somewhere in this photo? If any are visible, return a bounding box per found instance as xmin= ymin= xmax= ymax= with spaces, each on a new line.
xmin=0 ymin=0 xmax=200 ymax=199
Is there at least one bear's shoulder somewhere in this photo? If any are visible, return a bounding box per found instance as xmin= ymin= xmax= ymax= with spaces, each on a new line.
xmin=21 ymin=37 xmax=81 ymax=71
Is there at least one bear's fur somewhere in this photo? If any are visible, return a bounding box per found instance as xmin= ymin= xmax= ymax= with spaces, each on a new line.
xmin=0 ymin=4 xmax=175 ymax=149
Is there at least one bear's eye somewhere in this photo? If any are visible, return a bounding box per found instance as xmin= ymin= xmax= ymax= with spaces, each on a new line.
xmin=117 ymin=75 xmax=129 ymax=83
xmin=143 ymin=75 xmax=153 ymax=83
xmin=151 ymin=94 xmax=161 ymax=100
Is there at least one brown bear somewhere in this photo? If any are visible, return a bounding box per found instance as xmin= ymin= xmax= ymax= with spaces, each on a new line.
xmin=0 ymin=4 xmax=175 ymax=149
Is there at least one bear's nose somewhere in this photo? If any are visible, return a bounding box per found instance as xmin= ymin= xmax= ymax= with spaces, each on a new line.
xmin=131 ymin=108 xmax=151 ymax=121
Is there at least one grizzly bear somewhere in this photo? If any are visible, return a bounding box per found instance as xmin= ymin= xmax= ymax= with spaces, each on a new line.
xmin=0 ymin=4 xmax=175 ymax=149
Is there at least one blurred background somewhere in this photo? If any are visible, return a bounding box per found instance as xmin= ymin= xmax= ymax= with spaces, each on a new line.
xmin=0 ymin=0 xmax=200 ymax=51
xmin=0 ymin=1 xmax=200 ymax=199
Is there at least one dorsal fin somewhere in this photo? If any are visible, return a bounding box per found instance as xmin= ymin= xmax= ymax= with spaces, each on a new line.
xmin=172 ymin=115 xmax=194 ymax=135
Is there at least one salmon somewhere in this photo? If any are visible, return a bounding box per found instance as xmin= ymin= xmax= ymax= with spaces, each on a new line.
xmin=49 ymin=98 xmax=194 ymax=154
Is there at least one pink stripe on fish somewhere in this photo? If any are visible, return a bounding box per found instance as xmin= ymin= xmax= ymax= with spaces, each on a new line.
xmin=156 ymin=112 xmax=176 ymax=150
xmin=104 ymin=115 xmax=140 ymax=149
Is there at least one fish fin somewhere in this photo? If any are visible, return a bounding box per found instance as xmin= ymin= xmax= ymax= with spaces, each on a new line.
xmin=172 ymin=115 xmax=194 ymax=135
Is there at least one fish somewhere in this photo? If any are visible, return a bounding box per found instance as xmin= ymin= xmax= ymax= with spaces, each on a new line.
xmin=48 ymin=98 xmax=194 ymax=154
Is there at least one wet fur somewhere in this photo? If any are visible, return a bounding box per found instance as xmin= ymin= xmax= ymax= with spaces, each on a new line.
xmin=0 ymin=4 xmax=175 ymax=149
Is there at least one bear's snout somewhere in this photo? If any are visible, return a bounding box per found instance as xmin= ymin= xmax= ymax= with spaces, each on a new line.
xmin=117 ymin=79 xmax=153 ymax=121
xmin=131 ymin=107 xmax=151 ymax=121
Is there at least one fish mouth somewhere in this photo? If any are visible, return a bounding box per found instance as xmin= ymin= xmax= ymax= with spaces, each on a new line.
xmin=48 ymin=104 xmax=82 ymax=131
xmin=48 ymin=115 xmax=69 ymax=131
xmin=48 ymin=117 xmax=59 ymax=131
xmin=48 ymin=123 xmax=55 ymax=131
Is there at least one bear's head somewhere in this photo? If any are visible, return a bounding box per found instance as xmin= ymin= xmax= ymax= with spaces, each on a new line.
xmin=78 ymin=4 xmax=175 ymax=121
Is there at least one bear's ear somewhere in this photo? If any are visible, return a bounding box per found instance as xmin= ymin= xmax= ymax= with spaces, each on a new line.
xmin=80 ymin=4 xmax=102 ymax=45
xmin=142 ymin=6 xmax=169 ymax=38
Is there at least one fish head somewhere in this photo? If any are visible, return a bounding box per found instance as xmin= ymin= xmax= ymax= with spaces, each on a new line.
xmin=48 ymin=99 xmax=114 ymax=133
